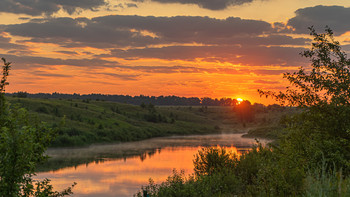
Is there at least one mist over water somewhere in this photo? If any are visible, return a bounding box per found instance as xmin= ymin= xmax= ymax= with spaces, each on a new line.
xmin=36 ymin=133 xmax=267 ymax=197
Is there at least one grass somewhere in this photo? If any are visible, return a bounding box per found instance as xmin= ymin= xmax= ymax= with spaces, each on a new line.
xmin=6 ymin=96 xmax=297 ymax=147
xmin=6 ymin=97 xmax=235 ymax=147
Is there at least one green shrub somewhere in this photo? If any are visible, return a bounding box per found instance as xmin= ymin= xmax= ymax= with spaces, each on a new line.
xmin=304 ymin=160 xmax=350 ymax=197
xmin=135 ymin=169 xmax=242 ymax=197
xmin=193 ymin=147 xmax=237 ymax=176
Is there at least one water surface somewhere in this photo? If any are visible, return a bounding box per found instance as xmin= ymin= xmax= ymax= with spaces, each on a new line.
xmin=36 ymin=133 xmax=264 ymax=197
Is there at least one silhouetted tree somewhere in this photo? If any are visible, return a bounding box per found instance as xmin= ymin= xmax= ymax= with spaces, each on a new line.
xmin=234 ymin=100 xmax=255 ymax=126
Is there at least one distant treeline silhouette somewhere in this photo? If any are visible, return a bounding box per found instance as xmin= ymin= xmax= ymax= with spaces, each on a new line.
xmin=6 ymin=92 xmax=239 ymax=106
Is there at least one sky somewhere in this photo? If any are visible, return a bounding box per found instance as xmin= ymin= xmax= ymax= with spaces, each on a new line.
xmin=0 ymin=0 xmax=350 ymax=104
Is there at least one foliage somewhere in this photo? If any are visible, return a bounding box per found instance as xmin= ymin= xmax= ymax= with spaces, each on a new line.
xmin=193 ymin=147 xmax=236 ymax=176
xmin=0 ymin=58 xmax=75 ymax=196
xmin=13 ymin=91 xmax=28 ymax=98
xmin=304 ymin=159 xmax=350 ymax=197
xmin=259 ymin=26 xmax=350 ymax=107
xmin=135 ymin=169 xmax=242 ymax=197
xmin=0 ymin=58 xmax=10 ymax=120
xmin=24 ymin=179 xmax=76 ymax=197
xmin=136 ymin=145 xmax=304 ymax=196
xmin=7 ymin=92 xmax=238 ymax=107
xmin=259 ymin=27 xmax=350 ymax=173
xmin=234 ymin=100 xmax=255 ymax=125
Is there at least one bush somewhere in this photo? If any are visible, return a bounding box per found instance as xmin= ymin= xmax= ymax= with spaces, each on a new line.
xmin=193 ymin=147 xmax=236 ymax=176
xmin=304 ymin=159 xmax=350 ymax=197
xmin=135 ymin=169 xmax=242 ymax=197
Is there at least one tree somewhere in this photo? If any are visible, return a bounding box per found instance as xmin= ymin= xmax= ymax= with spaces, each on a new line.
xmin=259 ymin=27 xmax=350 ymax=172
xmin=234 ymin=100 xmax=255 ymax=126
xmin=0 ymin=58 xmax=75 ymax=196
xmin=259 ymin=26 xmax=350 ymax=107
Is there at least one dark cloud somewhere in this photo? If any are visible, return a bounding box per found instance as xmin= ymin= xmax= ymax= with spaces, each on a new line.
xmin=6 ymin=16 xmax=161 ymax=48
xmin=4 ymin=15 xmax=309 ymax=50
xmin=342 ymin=44 xmax=350 ymax=52
xmin=31 ymin=70 xmax=73 ymax=78
xmin=0 ymin=53 xmax=142 ymax=81
xmin=116 ymin=65 xmax=198 ymax=74
xmin=127 ymin=65 xmax=292 ymax=77
xmin=150 ymin=0 xmax=258 ymax=10
xmin=0 ymin=53 xmax=119 ymax=70
xmin=288 ymin=5 xmax=350 ymax=35
xmin=253 ymin=80 xmax=279 ymax=84
xmin=0 ymin=0 xmax=107 ymax=16
xmin=115 ymin=65 xmax=242 ymax=74
xmin=252 ymin=69 xmax=290 ymax=76
xmin=55 ymin=51 xmax=79 ymax=55
xmin=109 ymin=45 xmax=307 ymax=67
xmin=0 ymin=33 xmax=28 ymax=51
xmin=102 ymin=64 xmax=287 ymax=76
xmin=1 ymin=14 xmax=311 ymax=72
xmin=18 ymin=17 xmax=31 ymax=20
xmin=114 ymin=3 xmax=125 ymax=8
xmin=126 ymin=3 xmax=138 ymax=8
xmin=112 ymin=3 xmax=138 ymax=9
xmin=95 ymin=72 xmax=140 ymax=80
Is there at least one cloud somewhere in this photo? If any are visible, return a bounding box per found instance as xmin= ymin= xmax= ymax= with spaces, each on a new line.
xmin=1 ymin=14 xmax=310 ymax=76
xmin=0 ymin=0 xmax=107 ymax=16
xmin=5 ymin=15 xmax=275 ymax=48
xmin=0 ymin=34 xmax=28 ymax=50
xmin=150 ymin=0 xmax=260 ymax=10
xmin=94 ymin=72 xmax=140 ymax=80
xmin=0 ymin=53 xmax=119 ymax=70
xmin=253 ymin=80 xmax=279 ymax=84
xmin=55 ymin=51 xmax=79 ymax=55
xmin=126 ymin=3 xmax=138 ymax=8
xmin=288 ymin=5 xmax=350 ymax=35
xmin=109 ymin=45 xmax=307 ymax=67
xmin=114 ymin=65 xmax=242 ymax=75
xmin=3 ymin=14 xmax=309 ymax=60
xmin=31 ymin=70 xmax=73 ymax=78
xmin=106 ymin=64 xmax=290 ymax=76
xmin=6 ymin=16 xmax=161 ymax=48
xmin=252 ymin=69 xmax=290 ymax=75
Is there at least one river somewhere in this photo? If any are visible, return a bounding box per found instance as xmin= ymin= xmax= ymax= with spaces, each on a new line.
xmin=35 ymin=133 xmax=266 ymax=197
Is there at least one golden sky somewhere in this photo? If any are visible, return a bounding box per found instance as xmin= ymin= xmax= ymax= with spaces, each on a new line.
xmin=0 ymin=0 xmax=350 ymax=104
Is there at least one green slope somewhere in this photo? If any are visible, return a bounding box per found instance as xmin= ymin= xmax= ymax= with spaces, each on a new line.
xmin=7 ymin=97 xmax=230 ymax=147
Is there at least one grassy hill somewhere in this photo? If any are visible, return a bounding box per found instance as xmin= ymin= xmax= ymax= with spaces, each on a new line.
xmin=6 ymin=96 xmax=297 ymax=147
xmin=7 ymin=97 xmax=239 ymax=147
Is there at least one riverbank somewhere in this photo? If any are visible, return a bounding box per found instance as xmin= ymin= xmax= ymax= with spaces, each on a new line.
xmin=7 ymin=97 xmax=238 ymax=147
xmin=7 ymin=97 xmax=297 ymax=147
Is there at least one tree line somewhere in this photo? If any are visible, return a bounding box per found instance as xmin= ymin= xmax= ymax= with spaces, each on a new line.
xmin=7 ymin=92 xmax=239 ymax=106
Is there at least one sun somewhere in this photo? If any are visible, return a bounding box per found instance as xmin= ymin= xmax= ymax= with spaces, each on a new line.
xmin=237 ymin=98 xmax=243 ymax=104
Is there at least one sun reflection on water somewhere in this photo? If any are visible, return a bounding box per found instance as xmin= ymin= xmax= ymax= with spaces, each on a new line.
xmin=36 ymin=146 xmax=248 ymax=197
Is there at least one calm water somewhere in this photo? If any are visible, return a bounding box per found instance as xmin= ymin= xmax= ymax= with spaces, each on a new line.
xmin=36 ymin=133 xmax=265 ymax=197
